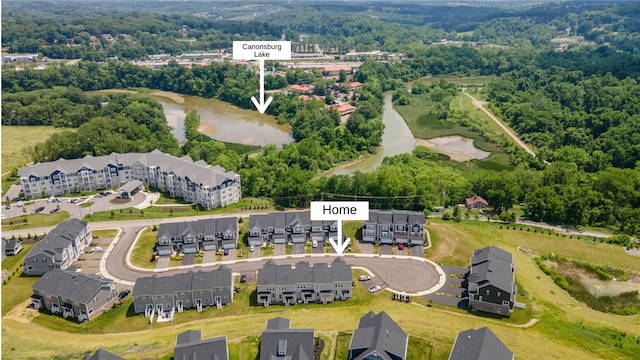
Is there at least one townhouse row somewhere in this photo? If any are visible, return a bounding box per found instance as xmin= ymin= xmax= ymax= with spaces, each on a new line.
xmin=362 ymin=209 xmax=426 ymax=245
xmin=156 ymin=217 xmax=238 ymax=256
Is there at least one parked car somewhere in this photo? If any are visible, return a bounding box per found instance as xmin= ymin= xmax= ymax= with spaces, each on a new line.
xmin=398 ymin=242 xmax=404 ymax=250
xmin=118 ymin=290 xmax=131 ymax=300
xmin=368 ymin=285 xmax=382 ymax=293
xmin=223 ymin=248 xmax=229 ymax=256
xmin=34 ymin=206 xmax=45 ymax=213
xmin=91 ymin=246 xmax=103 ymax=252
xmin=94 ymin=194 xmax=103 ymax=198
xmin=312 ymin=240 xmax=318 ymax=248
xmin=250 ymin=245 xmax=255 ymax=252
xmin=5 ymin=204 xmax=10 ymax=210
xmin=359 ymin=275 xmax=371 ymax=281
xmin=49 ymin=208 xmax=59 ymax=214
xmin=240 ymin=274 xmax=247 ymax=283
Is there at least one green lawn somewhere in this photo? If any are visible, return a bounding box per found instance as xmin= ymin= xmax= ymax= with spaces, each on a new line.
xmin=1 ymin=243 xmax=33 ymax=274
xmin=130 ymin=227 xmax=158 ymax=269
xmin=79 ymin=201 xmax=94 ymax=208
xmin=85 ymin=197 xmax=274 ymax=222
xmin=92 ymin=229 xmax=119 ymax=239
xmin=2 ymin=273 xmax=38 ymax=316
xmin=1 ymin=211 xmax=71 ymax=231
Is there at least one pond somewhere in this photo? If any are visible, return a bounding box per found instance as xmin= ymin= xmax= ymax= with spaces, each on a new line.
xmin=154 ymin=94 xmax=294 ymax=147
xmin=415 ymin=136 xmax=490 ymax=161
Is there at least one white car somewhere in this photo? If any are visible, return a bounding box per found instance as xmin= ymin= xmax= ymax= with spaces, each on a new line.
xmin=368 ymin=285 xmax=382 ymax=293
xmin=250 ymin=245 xmax=255 ymax=252
xmin=91 ymin=247 xmax=103 ymax=252
xmin=312 ymin=240 xmax=318 ymax=248
xmin=359 ymin=275 xmax=371 ymax=281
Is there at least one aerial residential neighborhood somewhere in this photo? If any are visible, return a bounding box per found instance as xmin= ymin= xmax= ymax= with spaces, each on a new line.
xmin=2 ymin=1 xmax=640 ymax=360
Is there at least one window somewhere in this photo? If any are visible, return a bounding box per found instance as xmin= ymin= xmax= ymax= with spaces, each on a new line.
xmin=485 ymin=289 xmax=490 ymax=296
xmin=497 ymin=291 xmax=501 ymax=297
xmin=502 ymin=300 xmax=510 ymax=306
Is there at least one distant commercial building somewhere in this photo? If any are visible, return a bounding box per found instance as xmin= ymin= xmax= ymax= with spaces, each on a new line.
xmin=18 ymin=149 xmax=241 ymax=209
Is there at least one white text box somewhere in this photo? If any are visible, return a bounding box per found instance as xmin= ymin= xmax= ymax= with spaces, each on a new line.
xmin=310 ymin=201 xmax=369 ymax=221
xmin=233 ymin=41 xmax=291 ymax=60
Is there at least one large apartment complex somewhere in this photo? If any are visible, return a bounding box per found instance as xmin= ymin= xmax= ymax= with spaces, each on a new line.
xmin=248 ymin=211 xmax=337 ymax=246
xmin=362 ymin=209 xmax=425 ymax=245
xmin=257 ymin=258 xmax=352 ymax=306
xmin=23 ymin=219 xmax=91 ymax=276
xmin=17 ymin=149 xmax=241 ymax=209
xmin=156 ymin=217 xmax=238 ymax=256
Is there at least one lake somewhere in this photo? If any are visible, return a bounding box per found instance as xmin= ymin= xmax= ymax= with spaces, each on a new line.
xmin=155 ymin=94 xmax=294 ymax=146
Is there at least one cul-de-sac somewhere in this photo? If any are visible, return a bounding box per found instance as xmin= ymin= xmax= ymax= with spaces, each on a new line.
xmin=2 ymin=1 xmax=640 ymax=359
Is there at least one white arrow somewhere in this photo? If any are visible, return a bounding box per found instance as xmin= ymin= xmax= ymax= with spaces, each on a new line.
xmin=329 ymin=219 xmax=350 ymax=255
xmin=251 ymin=59 xmax=273 ymax=114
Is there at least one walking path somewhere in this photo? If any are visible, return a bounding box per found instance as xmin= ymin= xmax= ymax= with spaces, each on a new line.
xmin=462 ymin=91 xmax=538 ymax=158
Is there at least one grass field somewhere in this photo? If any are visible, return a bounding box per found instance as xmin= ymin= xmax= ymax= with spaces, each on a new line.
xmin=3 ymin=220 xmax=640 ymax=359
xmin=86 ymin=197 xmax=274 ymax=222
xmin=1 ymin=211 xmax=71 ymax=231
xmin=1 ymin=125 xmax=71 ymax=174
xmin=130 ymin=227 xmax=158 ymax=269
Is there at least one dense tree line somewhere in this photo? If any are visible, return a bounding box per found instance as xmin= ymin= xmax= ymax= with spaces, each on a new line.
xmin=487 ymin=66 xmax=640 ymax=170
xmin=29 ymin=91 xmax=180 ymax=162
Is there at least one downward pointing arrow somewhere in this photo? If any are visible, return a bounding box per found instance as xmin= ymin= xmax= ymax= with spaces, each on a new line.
xmin=329 ymin=219 xmax=350 ymax=255
xmin=251 ymin=59 xmax=273 ymax=114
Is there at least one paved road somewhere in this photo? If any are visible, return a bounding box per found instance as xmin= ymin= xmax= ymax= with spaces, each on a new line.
xmin=104 ymin=225 xmax=443 ymax=294
xmin=463 ymin=91 xmax=538 ymax=158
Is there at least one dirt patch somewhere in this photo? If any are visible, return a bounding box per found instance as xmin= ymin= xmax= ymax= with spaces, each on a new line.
xmin=625 ymin=248 xmax=640 ymax=257
xmin=197 ymin=121 xmax=216 ymax=136
xmin=150 ymin=90 xmax=185 ymax=104
xmin=5 ymin=299 xmax=40 ymax=324
xmin=553 ymin=259 xmax=640 ymax=297
xmin=416 ymin=136 xmax=490 ymax=162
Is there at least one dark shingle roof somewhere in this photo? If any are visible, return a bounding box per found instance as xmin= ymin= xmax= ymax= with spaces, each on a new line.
xmin=349 ymin=311 xmax=407 ymax=360
xmin=468 ymin=246 xmax=514 ymax=294
xmin=81 ymin=348 xmax=125 ymax=360
xmin=448 ymin=327 xmax=513 ymax=360
xmin=26 ymin=218 xmax=88 ymax=259
xmin=331 ymin=257 xmax=352 ymax=282
xmin=174 ymin=330 xmax=229 ymax=360
xmin=133 ymin=266 xmax=232 ymax=298
xmin=471 ymin=246 xmax=513 ymax=266
xmin=260 ymin=317 xmax=313 ymax=360
xmin=259 ymin=259 xmax=352 ymax=286
xmin=32 ymin=270 xmax=113 ymax=305
xmin=257 ymin=260 xmax=278 ymax=286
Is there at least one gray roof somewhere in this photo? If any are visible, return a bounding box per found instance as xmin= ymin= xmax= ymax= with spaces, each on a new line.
xmin=116 ymin=179 xmax=143 ymax=194
xmin=258 ymin=259 xmax=352 ymax=286
xmin=133 ymin=266 xmax=232 ymax=297
xmin=448 ymin=327 xmax=513 ymax=360
xmin=468 ymin=247 xmax=514 ymax=293
xmin=260 ymin=317 xmax=313 ymax=360
xmin=266 ymin=317 xmax=291 ymax=330
xmin=18 ymin=149 xmax=238 ymax=188
xmin=158 ymin=218 xmax=238 ymax=240
xmin=175 ymin=330 xmax=228 ymax=360
xmin=82 ymin=349 xmax=125 ymax=360
xmin=349 ymin=311 xmax=407 ymax=360
xmin=375 ymin=210 xmax=393 ymax=224
xmin=32 ymin=270 xmax=114 ymax=305
xmin=471 ymin=246 xmax=513 ymax=266
xmin=25 ymin=218 xmax=88 ymax=260
xmin=7 ymin=239 xmax=21 ymax=250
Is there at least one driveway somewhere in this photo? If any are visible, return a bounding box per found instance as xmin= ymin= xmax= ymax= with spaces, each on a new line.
xmin=292 ymin=243 xmax=305 ymax=254
xmin=380 ymin=244 xmax=392 ymax=255
xmin=397 ymin=246 xmax=409 ymax=256
xmin=358 ymin=242 xmax=374 ymax=254
xmin=203 ymin=250 xmax=217 ymax=263
xmin=411 ymin=245 xmax=424 ymax=257
xmin=249 ymin=246 xmax=262 ymax=258
xmin=274 ymin=244 xmax=286 ymax=256
xmin=225 ymin=248 xmax=236 ymax=259
xmin=312 ymin=242 xmax=325 ymax=254
xmin=155 ymin=256 xmax=170 ymax=269
xmin=442 ymin=266 xmax=468 ymax=276
xmin=182 ymin=253 xmax=195 ymax=266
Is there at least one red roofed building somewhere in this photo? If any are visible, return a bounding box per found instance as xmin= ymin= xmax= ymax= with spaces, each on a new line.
xmin=298 ymin=95 xmax=324 ymax=101
xmin=350 ymin=81 xmax=363 ymax=88
xmin=323 ymin=65 xmax=353 ymax=76
xmin=334 ymin=103 xmax=356 ymax=116
xmin=465 ymin=195 xmax=489 ymax=209
xmin=289 ymin=84 xmax=314 ymax=94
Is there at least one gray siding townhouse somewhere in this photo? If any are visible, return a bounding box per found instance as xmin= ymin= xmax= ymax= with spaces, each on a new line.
xmin=247 ymin=211 xmax=338 ymax=247
xmin=31 ymin=269 xmax=117 ymax=322
xmin=23 ymin=218 xmax=91 ymax=276
xmin=156 ymin=217 xmax=238 ymax=256
xmin=449 ymin=327 xmax=514 ymax=360
xmin=18 ymin=149 xmax=241 ymax=210
xmin=5 ymin=239 xmax=23 ymax=256
xmin=259 ymin=317 xmax=314 ymax=360
xmin=82 ymin=349 xmax=125 ymax=360
xmin=360 ymin=209 xmax=425 ymax=246
xmin=133 ymin=266 xmax=233 ymax=318
xmin=257 ymin=258 xmax=352 ymax=306
xmin=348 ymin=311 xmax=408 ymax=360
xmin=467 ymin=246 xmax=516 ymax=317
xmin=174 ymin=330 xmax=229 ymax=360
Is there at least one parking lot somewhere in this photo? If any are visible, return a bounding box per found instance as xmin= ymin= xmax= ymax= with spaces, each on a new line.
xmin=72 ymin=233 xmax=114 ymax=275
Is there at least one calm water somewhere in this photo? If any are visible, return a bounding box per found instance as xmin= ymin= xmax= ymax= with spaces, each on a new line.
xmin=155 ymin=95 xmax=294 ymax=146
xmin=331 ymin=92 xmax=416 ymax=175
